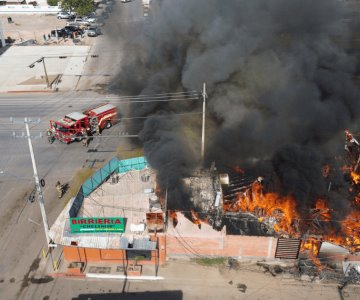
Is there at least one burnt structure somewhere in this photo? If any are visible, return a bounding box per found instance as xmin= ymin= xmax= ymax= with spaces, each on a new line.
xmin=182 ymin=163 xmax=224 ymax=230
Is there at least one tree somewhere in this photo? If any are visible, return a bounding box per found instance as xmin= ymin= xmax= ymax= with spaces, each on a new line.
xmin=47 ymin=0 xmax=57 ymax=6
xmin=60 ymin=0 xmax=94 ymax=16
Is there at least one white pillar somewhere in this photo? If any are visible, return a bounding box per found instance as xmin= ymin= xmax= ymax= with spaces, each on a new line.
xmin=0 ymin=20 xmax=6 ymax=47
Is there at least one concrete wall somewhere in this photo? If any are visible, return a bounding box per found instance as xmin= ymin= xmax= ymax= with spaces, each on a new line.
xmin=63 ymin=235 xmax=277 ymax=265
xmin=166 ymin=235 xmax=277 ymax=260
xmin=0 ymin=5 xmax=60 ymax=14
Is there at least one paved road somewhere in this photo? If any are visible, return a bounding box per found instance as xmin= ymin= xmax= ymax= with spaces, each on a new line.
xmin=0 ymin=2 xmax=142 ymax=298
xmin=0 ymin=90 xmax=137 ymax=299
xmin=77 ymin=0 xmax=143 ymax=91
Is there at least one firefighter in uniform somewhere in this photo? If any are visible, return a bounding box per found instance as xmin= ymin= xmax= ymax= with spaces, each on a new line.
xmin=82 ymin=128 xmax=88 ymax=147
xmin=56 ymin=181 xmax=63 ymax=199
xmin=90 ymin=117 xmax=100 ymax=136
xmin=46 ymin=129 xmax=55 ymax=144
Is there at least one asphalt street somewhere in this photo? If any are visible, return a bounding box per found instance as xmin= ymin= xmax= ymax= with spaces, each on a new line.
xmin=0 ymin=1 xmax=141 ymax=299
xmin=2 ymin=1 xmax=360 ymax=300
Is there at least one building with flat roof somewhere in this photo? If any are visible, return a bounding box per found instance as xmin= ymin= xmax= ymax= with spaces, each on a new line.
xmin=48 ymin=155 xmax=360 ymax=276
xmin=49 ymin=157 xmax=166 ymax=274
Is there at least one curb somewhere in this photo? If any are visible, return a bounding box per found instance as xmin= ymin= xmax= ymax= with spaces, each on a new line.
xmin=86 ymin=273 xmax=165 ymax=280
xmin=49 ymin=273 xmax=86 ymax=279
xmin=5 ymin=90 xmax=57 ymax=94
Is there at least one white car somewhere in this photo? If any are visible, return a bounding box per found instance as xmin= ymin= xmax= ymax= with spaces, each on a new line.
xmin=82 ymin=16 xmax=96 ymax=23
xmin=57 ymin=11 xmax=75 ymax=19
xmin=73 ymin=18 xmax=90 ymax=26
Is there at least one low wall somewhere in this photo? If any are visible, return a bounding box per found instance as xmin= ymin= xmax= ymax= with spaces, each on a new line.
xmin=0 ymin=5 xmax=60 ymax=14
xmin=166 ymin=235 xmax=277 ymax=260
xmin=63 ymin=236 xmax=167 ymax=265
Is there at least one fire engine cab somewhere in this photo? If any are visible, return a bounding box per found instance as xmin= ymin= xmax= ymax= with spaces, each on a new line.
xmin=49 ymin=103 xmax=117 ymax=144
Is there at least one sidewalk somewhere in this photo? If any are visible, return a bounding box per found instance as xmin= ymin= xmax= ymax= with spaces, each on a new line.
xmin=0 ymin=45 xmax=91 ymax=92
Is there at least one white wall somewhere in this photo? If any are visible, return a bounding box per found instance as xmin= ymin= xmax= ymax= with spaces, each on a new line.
xmin=0 ymin=5 xmax=60 ymax=14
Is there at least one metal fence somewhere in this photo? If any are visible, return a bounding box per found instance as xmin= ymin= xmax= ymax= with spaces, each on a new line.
xmin=69 ymin=156 xmax=148 ymax=218
xmin=69 ymin=157 xmax=118 ymax=218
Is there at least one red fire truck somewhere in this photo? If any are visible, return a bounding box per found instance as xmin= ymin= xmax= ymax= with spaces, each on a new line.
xmin=48 ymin=103 xmax=118 ymax=144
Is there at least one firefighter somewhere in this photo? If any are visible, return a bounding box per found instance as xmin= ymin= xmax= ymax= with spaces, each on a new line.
xmin=56 ymin=181 xmax=63 ymax=199
xmin=90 ymin=117 xmax=100 ymax=136
xmin=46 ymin=129 xmax=55 ymax=144
xmin=82 ymin=128 xmax=88 ymax=147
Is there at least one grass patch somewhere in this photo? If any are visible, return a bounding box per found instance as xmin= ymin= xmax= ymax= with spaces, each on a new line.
xmin=116 ymin=146 xmax=144 ymax=159
xmin=193 ymin=257 xmax=227 ymax=267
xmin=62 ymin=168 xmax=95 ymax=206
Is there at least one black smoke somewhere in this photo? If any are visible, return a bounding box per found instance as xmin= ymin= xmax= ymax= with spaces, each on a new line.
xmin=111 ymin=0 xmax=360 ymax=214
xmin=269 ymin=144 xmax=350 ymax=221
xmin=139 ymin=114 xmax=197 ymax=210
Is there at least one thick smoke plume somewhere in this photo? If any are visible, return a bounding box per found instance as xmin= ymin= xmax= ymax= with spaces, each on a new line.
xmin=139 ymin=115 xmax=197 ymax=210
xmin=112 ymin=0 xmax=360 ymax=215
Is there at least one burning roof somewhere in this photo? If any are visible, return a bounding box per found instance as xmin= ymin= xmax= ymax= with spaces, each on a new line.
xmin=221 ymin=131 xmax=360 ymax=253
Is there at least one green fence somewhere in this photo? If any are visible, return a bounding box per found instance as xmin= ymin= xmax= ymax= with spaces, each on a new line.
xmin=69 ymin=156 xmax=148 ymax=218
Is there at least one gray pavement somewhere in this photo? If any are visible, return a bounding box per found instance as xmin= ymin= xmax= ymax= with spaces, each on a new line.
xmin=2 ymin=1 xmax=360 ymax=300
xmin=0 ymin=91 xmax=135 ymax=300
xmin=0 ymin=46 xmax=91 ymax=92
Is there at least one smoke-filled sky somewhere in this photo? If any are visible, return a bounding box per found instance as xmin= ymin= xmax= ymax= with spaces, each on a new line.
xmin=112 ymin=0 xmax=360 ymax=213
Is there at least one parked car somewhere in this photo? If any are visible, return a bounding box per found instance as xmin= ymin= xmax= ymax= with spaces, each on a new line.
xmin=66 ymin=21 xmax=88 ymax=29
xmin=57 ymin=11 xmax=75 ymax=19
xmin=86 ymin=26 xmax=101 ymax=37
xmin=73 ymin=18 xmax=90 ymax=26
xmin=64 ymin=25 xmax=84 ymax=35
xmin=51 ymin=28 xmax=72 ymax=38
xmin=82 ymin=16 xmax=96 ymax=23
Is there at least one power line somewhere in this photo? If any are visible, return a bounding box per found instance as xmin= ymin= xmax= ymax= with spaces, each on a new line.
xmin=0 ymin=111 xmax=204 ymax=127
xmin=0 ymin=92 xmax=202 ymax=105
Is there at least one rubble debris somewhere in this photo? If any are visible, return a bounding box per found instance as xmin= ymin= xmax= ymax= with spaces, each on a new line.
xmin=237 ymin=283 xmax=247 ymax=293
xmin=227 ymin=258 xmax=240 ymax=270
xmin=257 ymin=262 xmax=284 ymax=277
xmin=338 ymin=267 xmax=360 ymax=300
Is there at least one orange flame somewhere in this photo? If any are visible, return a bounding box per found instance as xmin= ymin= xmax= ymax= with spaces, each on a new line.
xmin=191 ymin=210 xmax=201 ymax=228
xmin=301 ymin=239 xmax=323 ymax=269
xmin=224 ymin=180 xmax=300 ymax=236
xmin=224 ymin=179 xmax=360 ymax=253
xmin=169 ymin=211 xmax=178 ymax=228
xmin=351 ymin=172 xmax=360 ymax=185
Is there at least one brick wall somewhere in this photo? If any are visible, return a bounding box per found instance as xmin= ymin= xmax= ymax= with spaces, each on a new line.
xmin=166 ymin=235 xmax=277 ymax=259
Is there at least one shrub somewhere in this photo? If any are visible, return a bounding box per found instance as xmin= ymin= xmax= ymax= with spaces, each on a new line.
xmin=47 ymin=0 xmax=57 ymax=6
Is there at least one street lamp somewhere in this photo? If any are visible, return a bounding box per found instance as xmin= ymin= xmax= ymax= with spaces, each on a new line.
xmin=28 ymin=55 xmax=99 ymax=89
xmin=28 ymin=56 xmax=49 ymax=87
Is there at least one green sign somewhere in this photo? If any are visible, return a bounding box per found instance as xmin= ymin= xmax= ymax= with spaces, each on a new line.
xmin=70 ymin=217 xmax=125 ymax=234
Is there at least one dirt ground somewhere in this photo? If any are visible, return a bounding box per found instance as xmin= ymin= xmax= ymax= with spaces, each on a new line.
xmin=11 ymin=259 xmax=360 ymax=300
xmin=0 ymin=13 xmax=101 ymax=46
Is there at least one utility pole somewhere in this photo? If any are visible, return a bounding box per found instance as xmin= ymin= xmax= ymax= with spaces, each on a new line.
xmin=41 ymin=58 xmax=50 ymax=87
xmin=28 ymin=57 xmax=50 ymax=88
xmin=201 ymin=82 xmax=207 ymax=160
xmin=13 ymin=118 xmax=51 ymax=246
